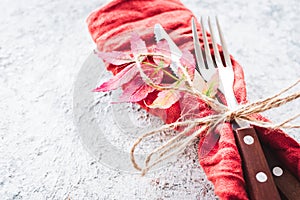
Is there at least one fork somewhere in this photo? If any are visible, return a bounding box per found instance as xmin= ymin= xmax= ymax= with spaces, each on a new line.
xmin=194 ymin=16 xmax=283 ymax=200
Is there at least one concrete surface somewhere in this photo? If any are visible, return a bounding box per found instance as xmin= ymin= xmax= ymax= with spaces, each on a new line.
xmin=0 ymin=0 xmax=299 ymax=199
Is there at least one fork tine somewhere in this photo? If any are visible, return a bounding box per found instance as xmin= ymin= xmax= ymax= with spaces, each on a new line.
xmin=200 ymin=17 xmax=214 ymax=68
xmin=191 ymin=17 xmax=206 ymax=70
xmin=216 ymin=17 xmax=232 ymax=69
xmin=208 ymin=16 xmax=223 ymax=68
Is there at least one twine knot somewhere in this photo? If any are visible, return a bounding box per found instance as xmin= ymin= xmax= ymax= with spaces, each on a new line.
xmin=226 ymin=110 xmax=237 ymax=122
xmin=130 ymin=79 xmax=300 ymax=175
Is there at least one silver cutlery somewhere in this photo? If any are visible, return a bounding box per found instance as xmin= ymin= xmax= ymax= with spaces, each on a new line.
xmin=192 ymin=16 xmax=282 ymax=200
xmin=154 ymin=24 xmax=182 ymax=78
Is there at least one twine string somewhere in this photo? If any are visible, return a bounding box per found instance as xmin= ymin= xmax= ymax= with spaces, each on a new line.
xmin=130 ymin=79 xmax=300 ymax=175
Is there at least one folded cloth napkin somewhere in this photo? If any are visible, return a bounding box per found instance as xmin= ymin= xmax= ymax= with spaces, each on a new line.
xmin=87 ymin=0 xmax=300 ymax=199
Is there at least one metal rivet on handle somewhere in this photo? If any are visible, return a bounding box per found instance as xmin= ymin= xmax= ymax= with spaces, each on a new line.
xmin=243 ymin=135 xmax=254 ymax=145
xmin=256 ymin=172 xmax=268 ymax=182
xmin=272 ymin=167 xmax=283 ymax=177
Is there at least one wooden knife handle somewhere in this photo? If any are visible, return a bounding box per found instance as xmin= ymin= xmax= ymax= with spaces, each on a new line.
xmin=234 ymin=127 xmax=281 ymax=200
xmin=261 ymin=144 xmax=300 ymax=200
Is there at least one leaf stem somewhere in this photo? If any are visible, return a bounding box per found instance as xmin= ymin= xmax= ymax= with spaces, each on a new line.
xmin=142 ymin=61 xmax=180 ymax=82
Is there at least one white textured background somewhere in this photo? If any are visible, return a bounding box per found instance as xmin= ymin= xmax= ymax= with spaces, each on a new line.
xmin=0 ymin=0 xmax=299 ymax=199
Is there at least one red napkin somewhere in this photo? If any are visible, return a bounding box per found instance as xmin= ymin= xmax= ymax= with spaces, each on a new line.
xmin=87 ymin=0 xmax=300 ymax=199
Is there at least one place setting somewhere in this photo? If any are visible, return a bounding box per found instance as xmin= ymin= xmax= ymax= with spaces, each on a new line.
xmin=74 ymin=0 xmax=300 ymax=199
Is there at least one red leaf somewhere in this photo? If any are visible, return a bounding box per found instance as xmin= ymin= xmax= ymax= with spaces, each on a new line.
xmin=130 ymin=32 xmax=147 ymax=56
xmin=95 ymin=50 xmax=133 ymax=65
xmin=179 ymin=93 xmax=201 ymax=119
xmin=118 ymin=75 xmax=155 ymax=102
xmin=93 ymin=64 xmax=138 ymax=92
xmin=179 ymin=49 xmax=196 ymax=78
xmin=118 ymin=58 xmax=164 ymax=102
xmin=148 ymin=90 xmax=181 ymax=109
xmin=153 ymin=40 xmax=171 ymax=68
xmin=141 ymin=61 xmax=164 ymax=84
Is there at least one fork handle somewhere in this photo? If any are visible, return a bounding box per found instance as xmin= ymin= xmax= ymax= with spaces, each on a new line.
xmin=234 ymin=127 xmax=281 ymax=200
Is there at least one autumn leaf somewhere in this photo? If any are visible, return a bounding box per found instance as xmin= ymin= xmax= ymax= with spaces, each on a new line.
xmin=118 ymin=75 xmax=155 ymax=102
xmin=153 ymin=40 xmax=171 ymax=68
xmin=202 ymin=70 xmax=219 ymax=98
xmin=93 ymin=64 xmax=138 ymax=92
xmin=95 ymin=50 xmax=133 ymax=65
xmin=192 ymin=72 xmax=207 ymax=93
xmin=148 ymin=90 xmax=181 ymax=109
xmin=130 ymin=32 xmax=147 ymax=57
xmin=180 ymin=93 xmax=201 ymax=119
xmin=117 ymin=59 xmax=164 ymax=102
xmin=179 ymin=49 xmax=196 ymax=78
xmin=141 ymin=61 xmax=164 ymax=84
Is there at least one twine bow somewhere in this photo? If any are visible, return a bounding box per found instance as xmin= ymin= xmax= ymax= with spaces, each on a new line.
xmin=130 ymin=79 xmax=300 ymax=175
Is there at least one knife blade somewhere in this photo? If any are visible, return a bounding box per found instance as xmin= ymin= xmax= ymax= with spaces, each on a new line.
xmin=154 ymin=23 xmax=205 ymax=92
xmin=154 ymin=24 xmax=182 ymax=78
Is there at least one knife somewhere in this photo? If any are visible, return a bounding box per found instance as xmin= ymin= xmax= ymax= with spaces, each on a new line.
xmin=154 ymin=24 xmax=182 ymax=78
xmin=192 ymin=17 xmax=282 ymax=200
xmin=154 ymin=23 xmax=206 ymax=91
xmin=212 ymin=17 xmax=300 ymax=200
